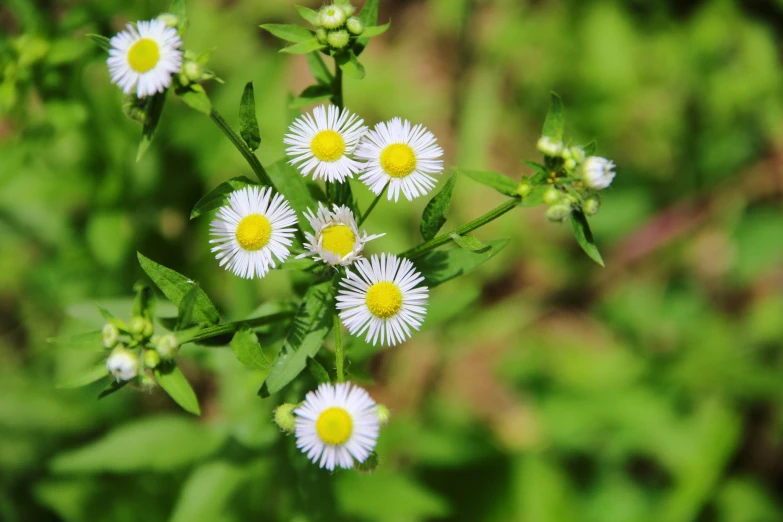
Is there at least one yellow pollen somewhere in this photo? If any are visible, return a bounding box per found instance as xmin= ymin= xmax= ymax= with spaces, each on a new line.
xmin=320 ymin=225 xmax=356 ymax=258
xmin=310 ymin=130 xmax=345 ymax=162
xmin=316 ymin=407 xmax=353 ymax=445
xmin=365 ymin=281 xmax=403 ymax=319
xmin=235 ymin=214 xmax=272 ymax=251
xmin=380 ymin=143 xmax=417 ymax=178
xmin=127 ymin=38 xmax=160 ymax=73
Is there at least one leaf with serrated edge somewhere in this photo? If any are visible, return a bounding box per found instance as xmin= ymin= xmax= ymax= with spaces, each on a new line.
xmin=239 ymin=82 xmax=260 ymax=151
xmin=420 ymin=174 xmax=456 ymax=241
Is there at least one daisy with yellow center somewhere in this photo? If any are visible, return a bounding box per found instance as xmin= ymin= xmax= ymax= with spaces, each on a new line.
xmin=107 ymin=19 xmax=183 ymax=98
xmin=283 ymin=105 xmax=367 ymax=182
xmin=337 ymin=253 xmax=429 ymax=346
xmin=356 ymin=117 xmax=444 ymax=202
xmin=294 ymin=382 xmax=380 ymax=471
xmin=209 ymin=186 xmax=298 ymax=279
xmin=297 ymin=203 xmax=384 ymax=266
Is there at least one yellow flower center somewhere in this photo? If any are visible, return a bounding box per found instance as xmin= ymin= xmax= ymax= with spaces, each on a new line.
xmin=127 ymin=38 xmax=160 ymax=73
xmin=365 ymin=281 xmax=403 ymax=319
xmin=380 ymin=143 xmax=417 ymax=178
xmin=316 ymin=407 xmax=353 ymax=445
xmin=235 ymin=214 xmax=271 ymax=251
xmin=320 ymin=225 xmax=356 ymax=258
xmin=310 ymin=130 xmax=345 ymax=162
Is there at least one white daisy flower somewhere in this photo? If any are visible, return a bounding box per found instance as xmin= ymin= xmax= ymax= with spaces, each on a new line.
xmin=209 ymin=186 xmax=298 ymax=279
xmin=355 ymin=117 xmax=444 ymax=202
xmin=336 ymin=253 xmax=429 ymax=346
xmin=294 ymin=382 xmax=380 ymax=471
xmin=107 ymin=19 xmax=183 ymax=98
xmin=106 ymin=347 xmax=138 ymax=382
xmin=284 ymin=105 xmax=367 ymax=183
xmin=296 ymin=203 xmax=384 ymax=267
xmin=581 ymin=156 xmax=616 ymax=190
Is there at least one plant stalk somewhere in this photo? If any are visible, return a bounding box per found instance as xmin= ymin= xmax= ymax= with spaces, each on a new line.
xmin=358 ymin=187 xmax=385 ymax=226
xmin=186 ymin=311 xmax=294 ymax=344
xmin=209 ymin=108 xmax=275 ymax=188
xmin=333 ymin=314 xmax=345 ymax=382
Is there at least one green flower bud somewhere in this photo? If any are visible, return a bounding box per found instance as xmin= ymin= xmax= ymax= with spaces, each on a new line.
xmin=143 ymin=319 xmax=154 ymax=338
xmin=129 ymin=316 xmax=147 ymax=336
xmin=564 ymin=158 xmax=577 ymax=170
xmin=122 ymin=95 xmax=148 ymax=124
xmin=566 ymin=146 xmax=586 ymax=164
xmin=376 ymin=404 xmax=390 ymax=426
xmin=319 ymin=5 xmax=347 ymax=29
xmin=327 ymin=29 xmax=350 ymax=49
xmin=537 ymin=136 xmax=564 ymax=157
xmin=583 ymin=195 xmax=601 ymax=216
xmin=516 ymin=181 xmax=532 ymax=198
xmin=316 ymin=27 xmax=328 ymax=44
xmin=156 ymin=333 xmax=179 ymax=360
xmin=143 ymin=349 xmax=161 ymax=369
xmin=102 ymin=323 xmax=120 ymax=349
xmin=346 ymin=17 xmax=364 ymax=35
xmin=543 ymin=186 xmax=561 ymax=206
xmin=184 ymin=60 xmax=202 ymax=83
xmin=274 ymin=403 xmax=297 ymax=433
xmin=355 ymin=451 xmax=379 ymax=474
xmin=339 ymin=3 xmax=356 ymax=17
xmin=157 ymin=13 xmax=180 ymax=28
xmin=546 ymin=203 xmax=572 ymax=222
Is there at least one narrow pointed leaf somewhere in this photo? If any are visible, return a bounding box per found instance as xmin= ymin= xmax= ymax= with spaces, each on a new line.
xmin=457 ymin=168 xmax=517 ymax=197
xmin=239 ymin=82 xmax=260 ymax=151
xmin=154 ymin=362 xmax=201 ymax=415
xmin=260 ymin=24 xmax=313 ymax=43
xmin=415 ymin=239 xmax=509 ymax=287
xmin=360 ymin=22 xmax=390 ymax=38
xmin=137 ymin=91 xmax=167 ymax=162
xmin=176 ymin=285 xmax=200 ymax=330
xmin=327 ymin=177 xmax=359 ymax=215
xmin=289 ymin=84 xmax=333 ymax=109
xmin=47 ymin=331 xmax=104 ymax=351
xmin=296 ymin=6 xmax=320 ymax=26
xmin=354 ymin=0 xmax=380 ymax=55
xmin=177 ymin=84 xmax=211 ymax=115
xmin=542 ymin=92 xmax=564 ymax=141
xmin=307 ymin=357 xmax=330 ymax=384
xmin=230 ymin=327 xmax=269 ymax=370
xmin=57 ymin=361 xmax=109 ymax=389
xmin=190 ymin=176 xmax=256 ymax=219
xmin=306 ymin=53 xmax=333 ymax=85
xmin=583 ymin=140 xmax=597 ymax=156
xmin=280 ymin=38 xmax=326 ymax=54
xmin=336 ymin=51 xmax=365 ymax=79
xmin=132 ymin=282 xmax=155 ymax=320
xmin=87 ymin=34 xmax=110 ymax=52
xmin=420 ymin=174 xmax=457 ymax=241
xmin=98 ymin=379 xmax=128 ymax=399
xmin=450 ymin=234 xmax=492 ymax=253
xmin=569 ymin=210 xmax=604 ymax=266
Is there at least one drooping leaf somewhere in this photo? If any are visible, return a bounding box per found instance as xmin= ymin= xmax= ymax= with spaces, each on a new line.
xmin=260 ymin=24 xmax=313 ymax=43
xmin=360 ymin=22 xmax=390 ymax=38
xmin=230 ymin=327 xmax=269 ymax=370
xmin=137 ymin=252 xmax=220 ymax=325
xmin=177 ymin=84 xmax=211 ymax=115
xmin=176 ymin=285 xmax=200 ymax=330
xmin=47 ymin=331 xmax=103 ymax=352
xmin=541 ymin=91 xmax=564 ymax=141
xmin=414 ymin=239 xmax=509 ymax=287
xmin=56 ymin=361 xmax=109 ymax=389
xmin=457 ymin=168 xmax=517 ymax=197
xmin=306 ymin=53 xmax=333 ymax=85
xmin=239 ymin=82 xmax=260 ymax=151
xmin=87 ymin=34 xmax=110 ymax=52
xmin=307 ymin=357 xmax=331 ymax=384
xmin=450 ymin=234 xmax=492 ymax=253
xmin=569 ymin=210 xmax=604 ymax=266
xmin=136 ymin=91 xmax=167 ymax=162
xmin=420 ymin=174 xmax=457 ymax=241
xmin=336 ymin=51 xmax=365 ymax=79
xmin=190 ymin=176 xmax=256 ymax=219
xmin=260 ymin=279 xmax=337 ymax=396
xmin=280 ymin=38 xmax=326 ymax=54
xmin=296 ymin=5 xmax=320 ymax=26
xmin=289 ymin=84 xmax=333 ymax=109
xmin=266 ymin=158 xmax=318 ymax=222
xmin=154 ymin=362 xmax=201 ymax=415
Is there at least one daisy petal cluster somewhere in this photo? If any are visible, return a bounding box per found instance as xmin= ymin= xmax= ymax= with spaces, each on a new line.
xmin=298 ymin=203 xmax=385 ymax=266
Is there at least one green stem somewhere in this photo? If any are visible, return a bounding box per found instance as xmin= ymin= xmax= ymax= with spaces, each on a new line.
xmin=333 ymin=65 xmax=343 ymax=110
xmin=185 ymin=312 xmax=294 ymax=344
xmin=358 ymin=187 xmax=385 ymax=226
xmin=209 ymin=108 xmax=275 ymax=188
xmin=333 ymin=314 xmax=345 ymax=382
xmin=399 ymin=198 xmax=520 ymax=259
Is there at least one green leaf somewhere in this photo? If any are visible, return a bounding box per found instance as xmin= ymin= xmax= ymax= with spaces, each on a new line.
xmin=327 ymin=177 xmax=359 ymax=214
xmin=239 ymin=82 xmax=260 ymax=152
xmin=457 ymin=168 xmax=517 ymax=197
xmin=169 ymin=462 xmax=247 ymax=522
xmin=176 ymin=285 xmax=200 ymax=330
xmin=170 ymin=0 xmax=187 ymax=19
xmin=137 ymin=252 xmax=220 ymax=325
xmin=450 ymin=234 xmax=491 ymax=253
xmin=296 ymin=5 xmax=320 ymax=26
xmin=520 ymin=184 xmax=549 ymax=208
xmin=132 ymin=281 xmax=155 ymax=320
xmin=289 ymin=84 xmax=333 ymax=109
xmin=190 ymin=176 xmax=256 ymax=219
xmin=354 ymin=0 xmax=380 ymax=55
xmin=542 ymin=91 xmax=564 ymax=141
xmin=361 ymin=22 xmax=390 ymax=38
xmin=87 ymin=34 xmax=110 ymax=52
xmin=523 ymin=160 xmax=549 ymax=177
xmin=415 ymin=239 xmax=509 ymax=287
xmin=177 ymin=84 xmax=211 ymax=115
xmin=154 ymin=362 xmax=201 ymax=415
xmin=98 ymin=379 xmax=128 ymax=399
xmin=230 ymin=327 xmax=269 ymax=370
xmin=136 ymin=91 xmax=166 ymax=162
xmin=335 ymin=471 xmax=450 ymax=520
xmin=306 ymin=53 xmax=333 ymax=85
xmin=306 ymin=357 xmax=330 ymax=384
xmin=280 ymin=38 xmax=326 ymax=54
xmin=420 ymin=174 xmax=457 ymax=241
xmin=50 ymin=415 xmax=225 ymax=473
xmin=583 ymin=140 xmax=597 ymax=156
xmin=569 ymin=210 xmax=604 ymax=266
xmin=336 ymin=51 xmax=365 ymax=79
xmin=260 ymin=24 xmax=313 ymax=43
xmin=56 ymin=361 xmax=108 ymax=389
xmin=98 ymin=306 xmax=129 ymax=331
xmin=47 ymin=331 xmax=103 ymax=351
xmin=266 ymin=158 xmax=318 ymax=222
xmin=261 ymin=279 xmax=337 ymax=396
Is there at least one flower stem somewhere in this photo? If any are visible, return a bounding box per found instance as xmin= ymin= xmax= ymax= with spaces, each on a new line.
xmin=333 ymin=66 xmax=344 ymax=110
xmin=209 ymin=108 xmax=275 ymax=188
xmin=186 ymin=311 xmax=295 ymax=344
xmin=333 ymin=313 xmax=345 ymax=382
xmin=399 ymin=198 xmax=520 ymax=259
xmin=358 ymin=187 xmax=385 ymax=226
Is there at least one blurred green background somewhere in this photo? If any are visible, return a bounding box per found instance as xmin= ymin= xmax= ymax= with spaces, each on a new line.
xmin=2 ymin=0 xmax=783 ymax=520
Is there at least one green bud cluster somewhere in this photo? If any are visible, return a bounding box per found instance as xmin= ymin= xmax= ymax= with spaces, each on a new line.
xmin=177 ymin=50 xmax=221 ymax=88
xmin=316 ymin=2 xmax=364 ymax=52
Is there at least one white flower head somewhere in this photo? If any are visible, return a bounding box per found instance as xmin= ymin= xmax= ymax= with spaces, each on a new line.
xmin=294 ymin=382 xmax=380 ymax=471
xmin=106 ymin=347 xmax=138 ymax=382
xmin=581 ymin=156 xmax=616 ymax=190
xmin=356 ymin=117 xmax=444 ymax=202
xmin=319 ymin=4 xmax=347 ymax=29
xmin=336 ymin=253 xmax=429 ymax=346
xmin=284 ymin=105 xmax=367 ymax=183
xmin=297 ymin=203 xmax=384 ymax=267
xmin=209 ymin=186 xmax=298 ymax=279
xmin=107 ymin=19 xmax=183 ymax=98
xmin=536 ymin=136 xmax=564 ymax=157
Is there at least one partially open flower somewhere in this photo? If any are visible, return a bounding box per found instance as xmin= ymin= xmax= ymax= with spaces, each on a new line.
xmin=319 ymin=4 xmax=347 ymax=29
xmin=537 ymin=136 xmax=564 ymax=157
xmin=297 ymin=203 xmax=384 ymax=267
xmin=581 ymin=156 xmax=616 ymax=190
xmin=106 ymin=347 xmax=139 ymax=382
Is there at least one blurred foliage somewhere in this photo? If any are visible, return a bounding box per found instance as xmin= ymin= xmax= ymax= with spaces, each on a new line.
xmin=1 ymin=0 xmax=783 ymax=520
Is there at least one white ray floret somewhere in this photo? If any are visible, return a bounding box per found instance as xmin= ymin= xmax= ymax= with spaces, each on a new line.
xmin=355 ymin=117 xmax=444 ymax=202
xmin=284 ymin=105 xmax=367 ymax=183
xmin=107 ymin=19 xmax=183 ymax=98
xmin=297 ymin=203 xmax=384 ymax=267
xmin=581 ymin=156 xmax=616 ymax=190
xmin=294 ymin=382 xmax=380 ymax=471
xmin=336 ymin=253 xmax=429 ymax=346
xmin=209 ymin=186 xmax=298 ymax=279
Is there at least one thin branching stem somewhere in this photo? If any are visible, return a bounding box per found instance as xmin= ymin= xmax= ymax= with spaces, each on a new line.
xmin=209 ymin=108 xmax=275 ymax=188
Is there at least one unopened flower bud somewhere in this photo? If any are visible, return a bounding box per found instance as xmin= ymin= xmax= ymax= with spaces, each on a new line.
xmin=546 ymin=203 xmax=572 ymax=222
xmin=327 ymin=29 xmax=350 ymax=49
xmin=543 ymin=186 xmax=561 ymax=206
xmin=184 ymin=60 xmax=202 ymax=82
xmin=376 ymin=404 xmax=390 ymax=426
xmin=274 ymin=403 xmax=297 ymax=433
xmin=346 ymin=17 xmax=364 ymax=35
xmin=583 ymin=195 xmax=601 ymax=216
xmin=143 ymin=349 xmax=161 ymax=369
xmin=339 ymin=3 xmax=356 ymax=17
xmin=566 ymin=146 xmax=586 ymax=164
xmin=355 ymin=451 xmax=379 ymax=474
xmin=319 ymin=5 xmax=347 ymax=29
xmin=129 ymin=316 xmax=149 ymax=338
xmin=102 ymin=323 xmax=120 ymax=349
xmin=516 ymin=181 xmax=532 ymax=198
xmin=106 ymin=347 xmax=139 ymax=382
xmin=316 ymin=27 xmax=328 ymax=44
xmin=564 ymin=158 xmax=577 ymax=170
xmin=581 ymin=156 xmax=616 ymax=190
xmin=157 ymin=13 xmax=180 ymax=28
xmin=139 ymin=372 xmax=157 ymax=391
xmin=156 ymin=333 xmax=179 ymax=360
xmin=537 ymin=136 xmax=564 ymax=157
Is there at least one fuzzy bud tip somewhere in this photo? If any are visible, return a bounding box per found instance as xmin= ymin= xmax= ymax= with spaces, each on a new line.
xmin=327 ymin=29 xmax=350 ymax=49
xmin=274 ymin=403 xmax=297 ymax=433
